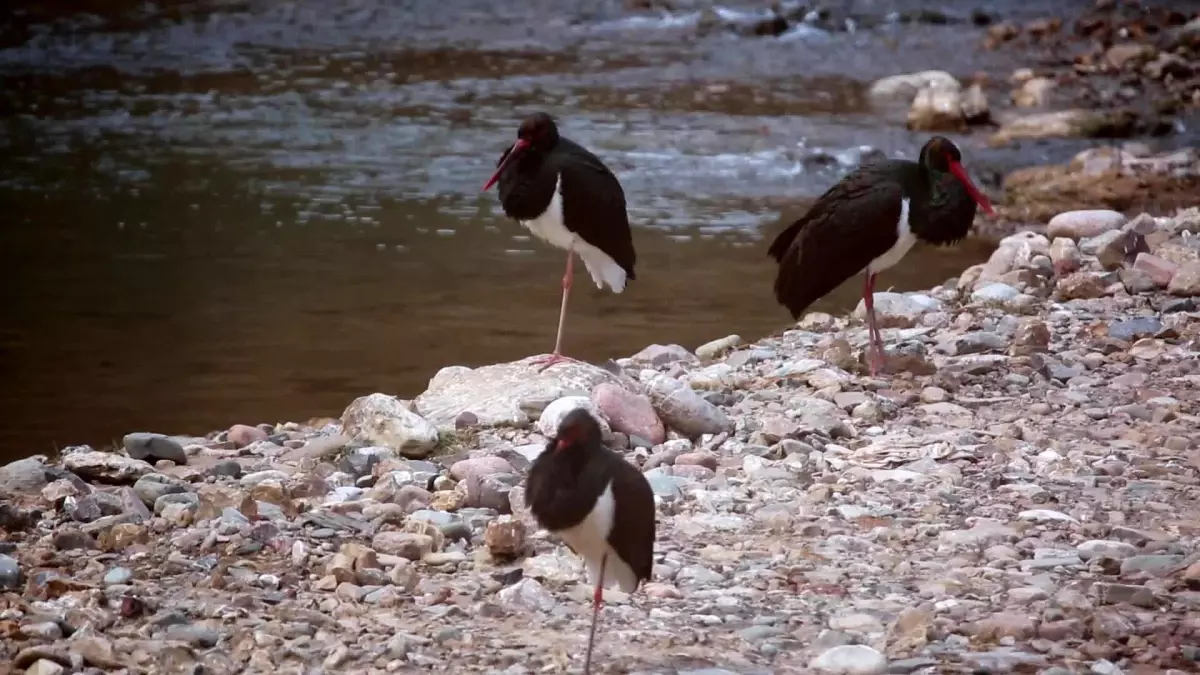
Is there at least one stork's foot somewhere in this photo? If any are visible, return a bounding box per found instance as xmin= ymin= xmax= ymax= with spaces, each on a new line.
xmin=529 ymin=352 xmax=580 ymax=373
xmin=866 ymin=344 xmax=887 ymax=377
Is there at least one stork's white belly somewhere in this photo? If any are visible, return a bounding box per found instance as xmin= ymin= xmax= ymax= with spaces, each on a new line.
xmin=866 ymin=197 xmax=915 ymax=274
xmin=553 ymin=482 xmax=639 ymax=594
xmin=520 ymin=175 xmax=629 ymax=293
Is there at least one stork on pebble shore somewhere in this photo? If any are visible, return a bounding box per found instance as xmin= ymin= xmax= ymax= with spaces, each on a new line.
xmin=525 ymin=408 xmax=656 ymax=674
xmin=483 ymin=112 xmax=637 ymax=372
xmin=768 ymin=136 xmax=995 ymax=375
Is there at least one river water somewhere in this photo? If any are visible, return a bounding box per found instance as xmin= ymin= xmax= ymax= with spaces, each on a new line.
xmin=0 ymin=0 xmax=1185 ymax=458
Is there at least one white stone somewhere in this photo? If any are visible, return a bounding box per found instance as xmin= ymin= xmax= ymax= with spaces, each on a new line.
xmin=854 ymin=292 xmax=942 ymax=328
xmin=414 ymin=356 xmax=619 ymax=430
xmin=536 ymin=396 xmax=611 ymax=438
xmin=810 ymin=644 xmax=888 ymax=674
xmin=341 ymin=393 xmax=440 ymax=459
xmin=695 ymin=334 xmax=741 ymax=360
xmin=773 ymin=359 xmax=827 ymax=378
xmin=1076 ymin=539 xmax=1138 ymax=561
xmin=971 ymin=283 xmax=1021 ymax=304
xmin=1018 ymin=509 xmax=1080 ymax=524
xmin=645 ymin=374 xmax=732 ymax=438
xmin=496 ymin=578 xmax=557 ymax=612
xmin=868 ymin=70 xmax=960 ymax=101
xmin=1046 ymin=209 xmax=1127 ymax=240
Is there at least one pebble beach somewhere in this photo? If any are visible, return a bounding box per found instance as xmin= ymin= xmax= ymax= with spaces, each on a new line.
xmin=3 ymin=203 xmax=1200 ymax=674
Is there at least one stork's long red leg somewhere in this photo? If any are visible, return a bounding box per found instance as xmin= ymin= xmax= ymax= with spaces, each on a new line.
xmin=582 ymin=552 xmax=607 ymax=675
xmin=862 ymin=272 xmax=885 ymax=376
xmin=529 ymin=251 xmax=582 ymax=372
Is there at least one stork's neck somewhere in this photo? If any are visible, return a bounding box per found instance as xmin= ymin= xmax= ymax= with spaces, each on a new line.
xmin=919 ymin=167 xmax=964 ymax=210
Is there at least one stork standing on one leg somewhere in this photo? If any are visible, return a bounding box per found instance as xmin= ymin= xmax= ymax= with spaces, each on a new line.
xmin=483 ymin=112 xmax=637 ymax=372
xmin=525 ymin=409 xmax=656 ymax=674
xmin=768 ymin=136 xmax=995 ymax=376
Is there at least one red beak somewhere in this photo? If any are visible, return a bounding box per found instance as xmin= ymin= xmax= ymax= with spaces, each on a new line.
xmin=946 ymin=160 xmax=995 ymax=216
xmin=482 ymin=138 xmax=530 ymax=191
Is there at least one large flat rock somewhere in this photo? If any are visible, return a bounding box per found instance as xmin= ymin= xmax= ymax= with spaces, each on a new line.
xmin=413 ymin=356 xmax=621 ymax=431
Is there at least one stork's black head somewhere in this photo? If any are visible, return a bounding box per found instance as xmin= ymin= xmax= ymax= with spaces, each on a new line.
xmin=550 ymin=408 xmax=604 ymax=454
xmin=482 ymin=112 xmax=560 ymax=191
xmin=918 ymin=136 xmax=995 ymax=216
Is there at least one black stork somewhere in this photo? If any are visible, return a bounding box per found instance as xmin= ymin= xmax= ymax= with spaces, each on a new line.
xmin=768 ymin=136 xmax=995 ymax=376
xmin=483 ymin=112 xmax=637 ymax=372
xmin=526 ymin=408 xmax=656 ymax=674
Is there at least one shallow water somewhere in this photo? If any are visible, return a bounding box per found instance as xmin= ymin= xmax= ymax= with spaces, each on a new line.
xmin=0 ymin=0 xmax=1191 ymax=458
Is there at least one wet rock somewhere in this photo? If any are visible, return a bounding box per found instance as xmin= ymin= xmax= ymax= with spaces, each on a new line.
xmin=591 ymin=383 xmax=665 ymax=446
xmin=1012 ymin=75 xmax=1054 ymax=107
xmin=62 ymin=452 xmax=155 ymax=484
xmin=122 ymin=432 xmax=188 ymax=465
xmin=1105 ymin=42 xmax=1156 ymax=69
xmin=868 ymin=70 xmax=959 ymax=102
xmin=341 ymin=393 xmax=439 ymax=458
xmin=1047 ymin=209 xmax=1128 ymax=240
xmin=1003 ymin=155 xmax=1200 ymax=223
xmin=961 ymin=83 xmax=990 ymax=125
xmin=536 ymin=396 xmax=610 ymax=438
xmin=645 ymin=374 xmax=732 ymax=438
xmin=990 ymin=109 xmax=1137 ymax=146
xmin=906 ymin=83 xmax=966 ymax=132
xmin=415 ymin=357 xmax=619 ymax=429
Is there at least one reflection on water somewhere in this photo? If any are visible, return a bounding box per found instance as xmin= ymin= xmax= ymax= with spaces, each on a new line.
xmin=0 ymin=0 xmax=1111 ymax=458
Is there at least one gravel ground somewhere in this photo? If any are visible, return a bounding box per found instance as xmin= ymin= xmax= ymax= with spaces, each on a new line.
xmin=2 ymin=207 xmax=1200 ymax=675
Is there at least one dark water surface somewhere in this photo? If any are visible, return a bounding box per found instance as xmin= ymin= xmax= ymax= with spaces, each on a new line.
xmin=0 ymin=0 xmax=1176 ymax=458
